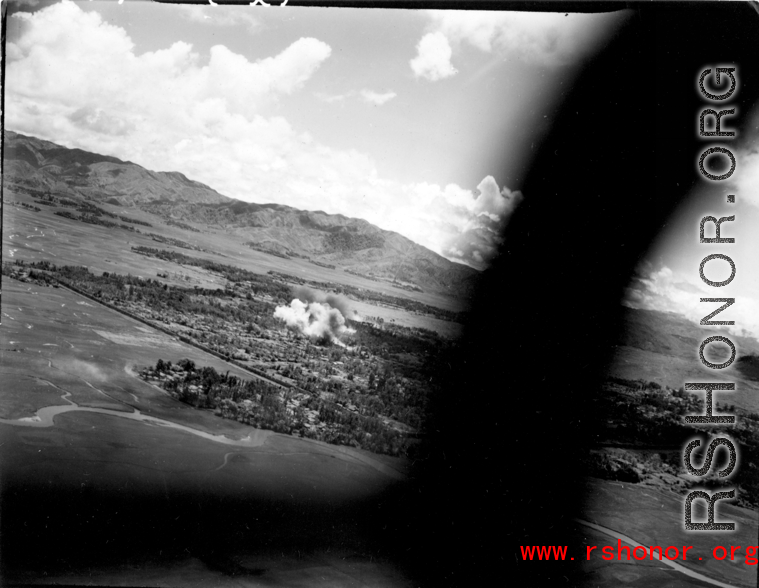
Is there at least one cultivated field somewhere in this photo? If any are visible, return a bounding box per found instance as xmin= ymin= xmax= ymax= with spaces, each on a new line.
xmin=5 ymin=185 xmax=467 ymax=332
xmin=0 ymin=276 xmax=410 ymax=584
xmin=1 ymin=277 xmax=407 ymax=474
xmin=2 ymin=178 xmax=435 ymax=585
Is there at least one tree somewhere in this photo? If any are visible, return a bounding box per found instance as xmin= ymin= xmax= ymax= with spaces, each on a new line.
xmin=178 ymin=358 xmax=195 ymax=372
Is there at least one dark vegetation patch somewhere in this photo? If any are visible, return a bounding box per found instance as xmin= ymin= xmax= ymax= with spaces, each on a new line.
xmin=54 ymin=209 xmax=140 ymax=233
xmin=10 ymin=143 xmax=41 ymax=167
xmin=166 ymin=218 xmax=201 ymax=233
xmin=141 ymin=358 xmax=413 ymax=456
xmin=244 ymin=242 xmax=290 ymax=259
xmin=143 ymin=234 xmax=205 ymax=251
xmin=738 ymin=354 xmax=759 ymax=382
xmin=587 ymin=376 xmax=759 ymax=509
xmin=15 ymin=201 xmax=42 ymax=212
xmin=324 ymin=228 xmax=385 ymax=253
xmin=132 ymin=246 xmax=288 ymax=286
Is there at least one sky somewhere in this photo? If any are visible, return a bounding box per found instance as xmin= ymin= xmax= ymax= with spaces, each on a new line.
xmin=5 ymin=0 xmax=627 ymax=269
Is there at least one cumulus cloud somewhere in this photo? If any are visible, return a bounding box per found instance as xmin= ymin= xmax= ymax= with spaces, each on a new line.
xmin=342 ymin=175 xmax=523 ymax=270
xmin=360 ymin=89 xmax=397 ymax=106
xmin=623 ymin=263 xmax=759 ymax=338
xmin=438 ymin=176 xmax=523 ymax=268
xmin=413 ymin=10 xmax=627 ymax=73
xmin=410 ymin=32 xmax=457 ymax=81
xmin=6 ymin=1 xmax=334 ymax=194
xmin=7 ymin=1 xmax=330 ymax=127
xmin=69 ymin=106 xmax=134 ymax=136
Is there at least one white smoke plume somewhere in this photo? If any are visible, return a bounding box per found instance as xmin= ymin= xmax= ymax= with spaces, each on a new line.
xmin=274 ymin=299 xmax=353 ymax=344
xmin=293 ymin=286 xmax=351 ymax=317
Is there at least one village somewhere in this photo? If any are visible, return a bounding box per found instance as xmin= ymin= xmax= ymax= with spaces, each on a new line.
xmin=2 ymin=259 xmax=444 ymax=456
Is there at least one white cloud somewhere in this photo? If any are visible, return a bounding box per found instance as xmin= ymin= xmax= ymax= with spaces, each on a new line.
xmin=623 ymin=264 xmax=759 ymax=339
xmin=315 ymin=91 xmax=352 ymax=104
xmin=360 ymin=89 xmax=397 ymax=106
xmin=6 ymin=0 xmax=514 ymax=271
xmin=176 ymin=5 xmax=261 ymax=34
xmin=413 ymin=10 xmax=627 ymax=73
xmin=728 ymin=149 xmax=759 ymax=208
xmin=624 ymin=265 xmax=708 ymax=319
xmin=437 ymin=176 xmax=523 ymax=268
xmin=69 ymin=106 xmax=134 ymax=136
xmin=410 ymin=32 xmax=457 ymax=81
xmin=316 ymin=89 xmax=397 ymax=106
xmin=7 ymin=2 xmax=330 ymax=126
xmin=345 ymin=175 xmax=522 ymax=270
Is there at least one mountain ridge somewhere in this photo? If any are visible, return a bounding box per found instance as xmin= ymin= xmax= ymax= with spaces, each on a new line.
xmin=5 ymin=130 xmax=231 ymax=206
xmin=3 ymin=130 xmax=478 ymax=296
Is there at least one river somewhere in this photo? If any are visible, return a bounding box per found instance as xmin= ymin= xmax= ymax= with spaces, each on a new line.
xmin=0 ymin=383 xmax=271 ymax=447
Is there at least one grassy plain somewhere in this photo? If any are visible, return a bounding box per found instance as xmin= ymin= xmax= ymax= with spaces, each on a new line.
xmin=2 ymin=185 xmax=424 ymax=584
xmin=0 ymin=277 xmax=407 ymax=473
xmin=606 ymin=307 xmax=759 ymax=414
xmin=608 ymin=345 xmax=759 ymax=415
xmin=2 ymin=153 xmax=465 ymax=586
xmin=580 ymin=477 xmax=758 ymax=587
xmin=5 ymin=186 xmax=466 ymax=334
xmin=574 ymin=523 xmax=724 ymax=588
xmin=0 ymin=277 xmax=409 ymax=584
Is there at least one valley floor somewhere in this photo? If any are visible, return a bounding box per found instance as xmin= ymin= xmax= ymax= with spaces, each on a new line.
xmin=0 ymin=277 xmax=413 ymax=585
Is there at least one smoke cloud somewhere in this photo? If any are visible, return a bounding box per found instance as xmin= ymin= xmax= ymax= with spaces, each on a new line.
xmin=66 ymin=359 xmax=107 ymax=381
xmin=292 ymin=286 xmax=352 ymax=317
xmin=274 ymin=298 xmax=352 ymax=344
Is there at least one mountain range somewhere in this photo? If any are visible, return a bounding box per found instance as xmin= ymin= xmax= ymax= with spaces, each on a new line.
xmin=4 ymin=130 xmax=478 ymax=296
